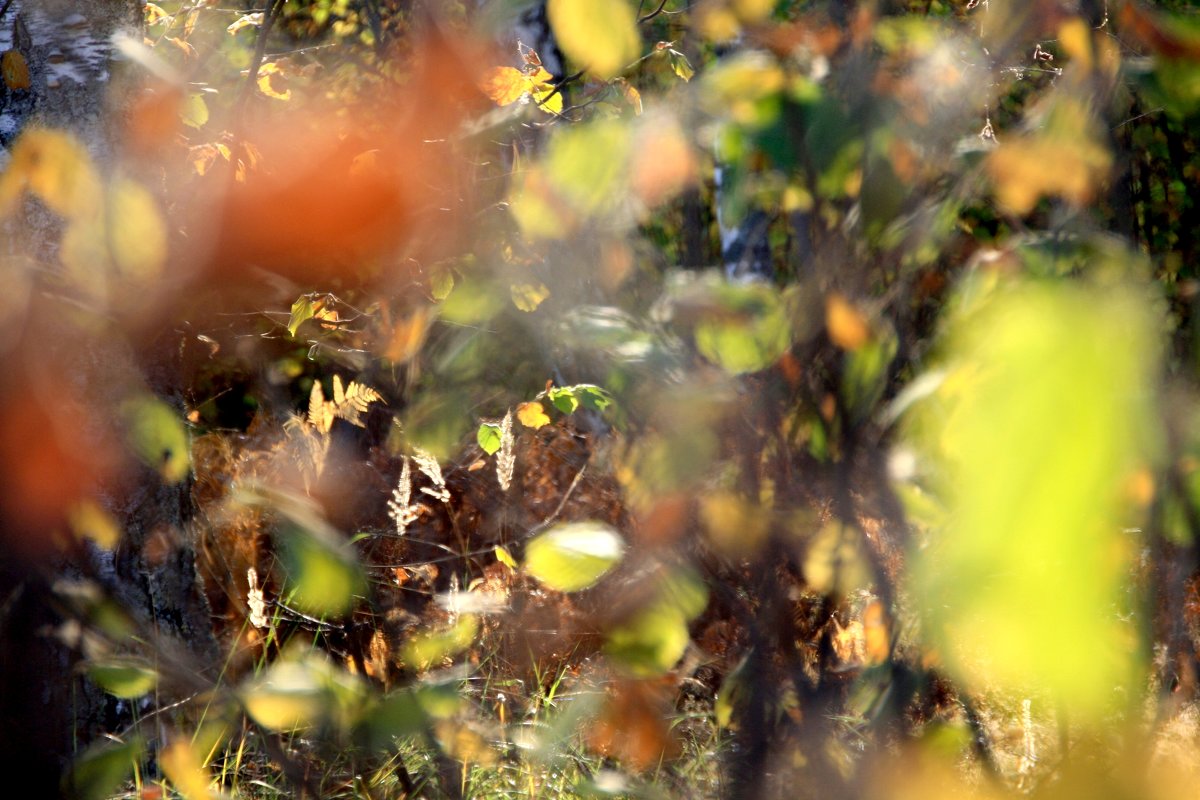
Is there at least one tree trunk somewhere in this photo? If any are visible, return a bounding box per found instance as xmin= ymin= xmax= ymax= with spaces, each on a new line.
xmin=1 ymin=3 xmax=218 ymax=796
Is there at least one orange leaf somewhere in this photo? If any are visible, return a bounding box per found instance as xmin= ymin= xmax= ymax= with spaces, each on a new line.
xmin=480 ymin=66 xmax=530 ymax=106
xmin=516 ymin=401 xmax=551 ymax=429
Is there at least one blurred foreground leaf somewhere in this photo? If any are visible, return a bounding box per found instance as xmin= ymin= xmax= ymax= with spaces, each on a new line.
xmin=907 ymin=278 xmax=1161 ymax=718
xmin=122 ymin=395 xmax=190 ymax=484
xmin=88 ymin=661 xmax=158 ymax=699
xmin=525 ymin=521 xmax=626 ymax=592
xmin=65 ymin=736 xmax=144 ymax=800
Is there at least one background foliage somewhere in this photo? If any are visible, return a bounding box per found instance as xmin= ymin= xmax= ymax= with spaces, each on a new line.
xmin=3 ymin=0 xmax=1200 ymax=798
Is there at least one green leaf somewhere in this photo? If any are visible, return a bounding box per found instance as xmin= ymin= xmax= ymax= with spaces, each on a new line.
xmin=907 ymin=279 xmax=1162 ymax=720
xmin=357 ymin=690 xmax=428 ymax=751
xmin=547 ymin=386 xmax=580 ymax=414
xmin=288 ymin=295 xmax=315 ymax=337
xmin=575 ymin=384 xmax=613 ymax=412
xmin=279 ymin=525 xmax=365 ymax=617
xmin=524 ymin=521 xmax=626 ymax=592
xmin=89 ymin=661 xmax=158 ymax=699
xmin=544 ymin=119 xmax=631 ymax=216
xmin=477 ymin=422 xmax=503 ymax=455
xmin=65 ymin=736 xmax=144 ymax=800
xmin=122 ymin=395 xmax=190 ymax=484
xmin=548 ymin=0 xmax=641 ymax=80
xmin=439 ymin=278 xmax=505 ymax=324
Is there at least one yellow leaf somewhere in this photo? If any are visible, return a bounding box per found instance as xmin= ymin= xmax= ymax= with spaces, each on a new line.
xmin=617 ymin=78 xmax=642 ymax=115
xmin=227 ymin=12 xmax=263 ymax=35
xmin=1058 ymin=17 xmax=1092 ymax=70
xmin=985 ymin=99 xmax=1110 ymax=215
xmin=144 ymin=3 xmax=170 ymax=25
xmin=256 ymin=62 xmax=291 ymax=100
xmin=516 ymin=401 xmax=551 ymax=429
xmin=480 ymin=66 xmax=530 ymax=106
xmin=107 ymin=178 xmax=168 ymax=281
xmin=825 ymin=293 xmax=870 ymax=351
xmin=511 ymin=281 xmax=550 ymax=311
xmin=0 ymin=129 xmax=102 ymax=219
xmin=529 ymin=84 xmax=563 ymax=115
xmin=189 ymin=144 xmax=219 ymax=176
xmin=548 ymin=0 xmax=641 ymax=80
xmin=165 ymin=36 xmax=197 ymax=59
xmin=2 ymin=50 xmax=31 ymax=90
xmin=160 ymin=740 xmax=214 ymax=800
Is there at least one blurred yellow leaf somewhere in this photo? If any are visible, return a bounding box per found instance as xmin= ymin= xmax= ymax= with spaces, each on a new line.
xmin=402 ymin=615 xmax=479 ymax=670
xmin=434 ymin=720 xmax=497 ymax=766
xmin=107 ymin=178 xmax=168 ymax=281
xmin=986 ymin=100 xmax=1111 ymax=214
xmin=699 ymin=491 xmax=769 ymax=558
xmin=69 ymin=500 xmax=122 ymax=551
xmin=384 ymin=305 xmax=434 ymax=364
xmin=0 ymin=129 xmax=102 ymax=219
xmin=516 ymin=401 xmax=551 ymax=429
xmin=617 ymin=78 xmax=643 ymax=115
xmin=511 ymin=281 xmax=550 ymax=311
xmin=122 ymin=395 xmax=191 ymax=484
xmin=825 ymin=293 xmax=871 ymax=351
xmin=89 ymin=661 xmax=158 ymax=699
xmin=160 ymin=740 xmax=214 ymax=800
xmin=803 ymin=522 xmax=872 ymax=595
xmin=548 ymin=0 xmax=641 ymax=80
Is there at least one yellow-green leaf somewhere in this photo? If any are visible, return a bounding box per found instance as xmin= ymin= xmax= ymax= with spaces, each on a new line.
xmin=401 ymin=614 xmax=480 ymax=670
xmin=477 ymin=422 xmax=503 ymax=455
xmin=288 ymin=295 xmax=315 ymax=337
xmin=66 ymin=737 xmax=144 ymax=800
xmin=256 ymin=62 xmax=291 ymax=100
xmin=907 ymin=278 xmax=1161 ymax=720
xmin=524 ymin=521 xmax=625 ymax=592
xmin=279 ymin=525 xmax=365 ymax=618
xmin=107 ymin=178 xmax=168 ymax=281
xmin=122 ymin=396 xmax=191 ymax=484
xmin=89 ymin=662 xmax=158 ymax=699
xmin=548 ymin=0 xmax=641 ymax=80
xmin=605 ymin=606 xmax=690 ymax=677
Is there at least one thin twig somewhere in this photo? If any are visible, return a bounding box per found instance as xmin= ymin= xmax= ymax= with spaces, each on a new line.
xmin=639 ymin=0 xmax=672 ymax=23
